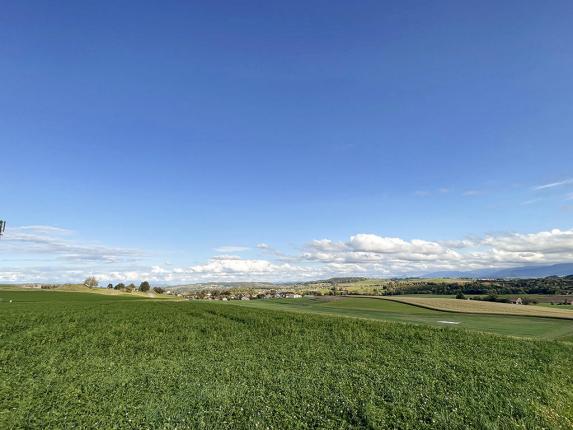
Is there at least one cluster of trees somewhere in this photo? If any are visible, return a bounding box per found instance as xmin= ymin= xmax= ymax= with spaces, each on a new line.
xmin=553 ymin=298 xmax=572 ymax=306
xmin=106 ymin=281 xmax=164 ymax=294
xmin=326 ymin=277 xmax=368 ymax=285
xmin=385 ymin=277 xmax=573 ymax=296
xmin=89 ymin=279 xmax=165 ymax=294
xmin=456 ymin=293 xmax=538 ymax=304
xmin=83 ymin=277 xmax=98 ymax=288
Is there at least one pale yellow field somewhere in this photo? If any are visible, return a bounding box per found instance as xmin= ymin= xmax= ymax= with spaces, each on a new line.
xmin=56 ymin=285 xmax=176 ymax=299
xmin=0 ymin=284 xmax=177 ymax=299
xmin=385 ymin=296 xmax=573 ymax=319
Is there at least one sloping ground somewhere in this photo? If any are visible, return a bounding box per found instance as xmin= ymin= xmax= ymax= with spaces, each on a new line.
xmin=239 ymin=297 xmax=573 ymax=341
xmin=37 ymin=284 xmax=172 ymax=299
xmin=0 ymin=284 xmax=42 ymax=291
xmin=1 ymin=291 xmax=573 ymax=429
xmin=54 ymin=284 xmax=98 ymax=292
xmin=0 ymin=284 xmax=172 ymax=299
xmin=385 ymin=296 xmax=573 ymax=319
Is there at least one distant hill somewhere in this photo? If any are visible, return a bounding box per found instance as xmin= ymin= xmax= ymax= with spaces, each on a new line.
xmin=423 ymin=263 xmax=573 ymax=279
xmin=166 ymin=265 xmax=573 ymax=293
xmin=168 ymin=277 xmax=371 ymax=293
xmin=169 ymin=281 xmax=278 ymax=293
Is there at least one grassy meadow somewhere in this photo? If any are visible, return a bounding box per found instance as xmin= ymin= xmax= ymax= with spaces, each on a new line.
xmin=1 ymin=290 xmax=573 ymax=429
xmin=239 ymin=296 xmax=573 ymax=341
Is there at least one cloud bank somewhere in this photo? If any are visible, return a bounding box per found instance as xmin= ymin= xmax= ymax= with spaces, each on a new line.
xmin=2 ymin=225 xmax=573 ymax=284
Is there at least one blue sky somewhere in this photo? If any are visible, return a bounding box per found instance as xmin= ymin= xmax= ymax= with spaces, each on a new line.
xmin=1 ymin=1 xmax=573 ymax=283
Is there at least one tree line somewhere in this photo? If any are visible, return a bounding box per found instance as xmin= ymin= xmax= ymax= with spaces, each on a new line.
xmin=384 ymin=277 xmax=573 ymax=296
xmin=83 ymin=277 xmax=164 ymax=294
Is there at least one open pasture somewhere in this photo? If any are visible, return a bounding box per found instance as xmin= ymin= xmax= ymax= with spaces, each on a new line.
xmin=239 ymin=296 xmax=573 ymax=341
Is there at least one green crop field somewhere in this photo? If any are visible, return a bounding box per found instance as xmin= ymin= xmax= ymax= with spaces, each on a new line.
xmin=239 ymin=296 xmax=573 ymax=341
xmin=1 ymin=290 xmax=573 ymax=429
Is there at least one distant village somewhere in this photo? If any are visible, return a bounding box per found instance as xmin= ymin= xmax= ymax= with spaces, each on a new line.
xmin=167 ymin=290 xmax=304 ymax=301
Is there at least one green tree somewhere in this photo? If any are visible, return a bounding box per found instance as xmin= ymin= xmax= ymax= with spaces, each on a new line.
xmin=84 ymin=276 xmax=98 ymax=288
xmin=107 ymin=283 xmax=113 ymax=289
xmin=139 ymin=281 xmax=151 ymax=292
xmin=114 ymin=283 xmax=125 ymax=290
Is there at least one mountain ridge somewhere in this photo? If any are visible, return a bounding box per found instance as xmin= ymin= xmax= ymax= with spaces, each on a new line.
xmin=422 ymin=263 xmax=573 ymax=279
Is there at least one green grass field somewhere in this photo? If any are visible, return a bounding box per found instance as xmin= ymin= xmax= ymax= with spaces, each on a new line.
xmin=1 ymin=290 xmax=573 ymax=429
xmin=238 ymin=296 xmax=573 ymax=341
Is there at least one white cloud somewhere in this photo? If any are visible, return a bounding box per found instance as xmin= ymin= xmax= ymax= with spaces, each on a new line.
xmin=3 ymin=224 xmax=573 ymax=284
xmin=210 ymin=255 xmax=242 ymax=260
xmin=440 ymin=239 xmax=476 ymax=249
xmin=462 ymin=190 xmax=481 ymax=196
xmin=142 ymin=257 xmax=319 ymax=283
xmin=256 ymin=242 xmax=295 ymax=261
xmin=308 ymin=239 xmax=348 ymax=252
xmin=533 ymin=178 xmax=573 ymax=191
xmin=190 ymin=257 xmax=285 ymax=274
xmin=213 ymin=245 xmax=250 ymax=253
xmin=482 ymin=229 xmax=573 ymax=254
xmin=521 ymin=198 xmax=541 ymax=206
xmin=349 ymin=234 xmax=445 ymax=255
xmin=12 ymin=225 xmax=74 ymax=235
xmin=414 ymin=188 xmax=450 ymax=197
xmin=0 ymin=225 xmax=143 ymax=264
xmin=301 ymin=229 xmax=573 ymax=276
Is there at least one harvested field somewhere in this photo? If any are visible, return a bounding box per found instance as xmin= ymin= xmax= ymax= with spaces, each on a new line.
xmin=385 ymin=296 xmax=573 ymax=319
